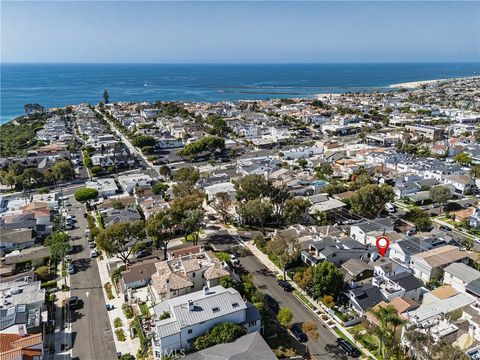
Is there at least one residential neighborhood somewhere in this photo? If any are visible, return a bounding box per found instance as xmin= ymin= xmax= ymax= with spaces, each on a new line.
xmin=1 ymin=76 xmax=480 ymax=360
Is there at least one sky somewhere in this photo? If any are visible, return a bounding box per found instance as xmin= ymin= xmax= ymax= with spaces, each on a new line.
xmin=1 ymin=1 xmax=479 ymax=63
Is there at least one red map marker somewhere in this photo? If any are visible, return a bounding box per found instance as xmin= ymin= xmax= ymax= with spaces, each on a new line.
xmin=376 ymin=236 xmax=390 ymax=257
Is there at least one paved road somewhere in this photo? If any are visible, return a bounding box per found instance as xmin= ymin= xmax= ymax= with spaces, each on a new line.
xmin=67 ymin=197 xmax=117 ymax=360
xmin=239 ymin=253 xmax=351 ymax=360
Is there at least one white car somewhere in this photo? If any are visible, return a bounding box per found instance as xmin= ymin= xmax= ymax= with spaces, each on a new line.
xmin=90 ymin=249 xmax=98 ymax=258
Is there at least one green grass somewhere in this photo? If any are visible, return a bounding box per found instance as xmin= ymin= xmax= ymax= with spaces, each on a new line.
xmin=334 ymin=327 xmax=349 ymax=340
xmin=293 ymin=290 xmax=316 ymax=310
xmin=140 ymin=303 xmax=150 ymax=319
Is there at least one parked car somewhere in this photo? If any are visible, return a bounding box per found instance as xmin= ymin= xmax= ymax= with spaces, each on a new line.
xmin=68 ymin=296 xmax=80 ymax=310
xmin=439 ymin=225 xmax=451 ymax=231
xmin=67 ymin=265 xmax=76 ymax=275
xmin=385 ymin=202 xmax=396 ymax=213
xmin=135 ymin=250 xmax=151 ymax=259
xmin=336 ymin=338 xmax=360 ymax=357
xmin=406 ymin=229 xmax=417 ymax=236
xmin=264 ymin=294 xmax=279 ymax=313
xmin=291 ymin=323 xmax=308 ymax=342
xmin=90 ymin=249 xmax=98 ymax=258
xmin=106 ymin=304 xmax=114 ymax=311
xmin=88 ymin=242 xmax=96 ymax=249
xmin=229 ymin=254 xmax=239 ymax=265
xmin=277 ymin=280 xmax=293 ymax=292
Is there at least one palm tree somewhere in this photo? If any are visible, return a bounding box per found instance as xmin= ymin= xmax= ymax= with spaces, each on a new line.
xmin=368 ymin=305 xmax=405 ymax=359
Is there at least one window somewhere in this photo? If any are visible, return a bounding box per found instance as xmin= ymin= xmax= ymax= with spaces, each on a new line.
xmin=188 ymin=329 xmax=192 ymax=334
xmin=191 ymin=285 xmax=194 ymax=289
xmin=192 ymin=273 xmax=195 ymax=278
xmin=212 ymin=307 xmax=220 ymax=313
xmin=249 ymin=321 xmax=256 ymax=327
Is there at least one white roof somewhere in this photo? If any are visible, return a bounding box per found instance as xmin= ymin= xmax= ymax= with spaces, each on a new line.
xmin=407 ymin=292 xmax=475 ymax=323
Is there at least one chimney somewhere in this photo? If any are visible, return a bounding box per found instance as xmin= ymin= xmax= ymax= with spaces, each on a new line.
xmin=188 ymin=300 xmax=194 ymax=311
xmin=203 ymin=285 xmax=209 ymax=296
xmin=18 ymin=325 xmax=25 ymax=337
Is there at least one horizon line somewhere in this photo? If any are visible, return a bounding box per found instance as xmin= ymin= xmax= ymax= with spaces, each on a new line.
xmin=2 ymin=61 xmax=480 ymax=66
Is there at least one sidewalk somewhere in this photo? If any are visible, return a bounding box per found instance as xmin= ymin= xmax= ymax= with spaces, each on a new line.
xmin=96 ymin=254 xmax=140 ymax=356
xmin=231 ymin=230 xmax=377 ymax=360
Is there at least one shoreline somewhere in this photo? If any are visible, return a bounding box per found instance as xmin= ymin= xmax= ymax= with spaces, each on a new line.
xmin=389 ymin=75 xmax=480 ymax=89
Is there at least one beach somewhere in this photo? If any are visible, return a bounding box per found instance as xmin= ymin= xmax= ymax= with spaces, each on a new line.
xmin=389 ymin=75 xmax=480 ymax=89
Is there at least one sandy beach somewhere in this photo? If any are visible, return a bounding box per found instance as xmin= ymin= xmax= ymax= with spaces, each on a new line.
xmin=390 ymin=75 xmax=480 ymax=89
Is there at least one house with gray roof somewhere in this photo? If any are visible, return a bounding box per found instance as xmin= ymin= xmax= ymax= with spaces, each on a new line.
xmin=152 ymin=286 xmax=262 ymax=359
xmin=443 ymin=262 xmax=480 ymax=293
xmin=182 ymin=332 xmax=277 ymax=360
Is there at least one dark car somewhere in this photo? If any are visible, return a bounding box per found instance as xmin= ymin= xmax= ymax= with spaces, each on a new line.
xmin=136 ymin=250 xmax=151 ymax=259
xmin=439 ymin=225 xmax=452 ymax=231
xmin=277 ymin=280 xmax=293 ymax=292
xmin=106 ymin=304 xmax=114 ymax=311
xmin=264 ymin=294 xmax=280 ymax=313
xmin=336 ymin=338 xmax=360 ymax=358
xmin=291 ymin=323 xmax=308 ymax=342
xmin=68 ymin=296 xmax=80 ymax=310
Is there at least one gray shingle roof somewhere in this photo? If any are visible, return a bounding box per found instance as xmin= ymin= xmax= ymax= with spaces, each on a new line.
xmin=182 ymin=332 xmax=277 ymax=360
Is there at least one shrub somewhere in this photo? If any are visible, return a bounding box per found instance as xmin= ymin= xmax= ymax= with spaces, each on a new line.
xmin=122 ymin=303 xmax=133 ymax=319
xmin=159 ymin=311 xmax=171 ymax=320
xmin=115 ymin=328 xmax=126 ymax=342
xmin=74 ymin=188 xmax=99 ymax=203
xmin=194 ymin=322 xmax=247 ymax=350
xmin=114 ymin=317 xmax=123 ymax=328
xmin=35 ymin=266 xmax=51 ymax=281
xmin=40 ymin=280 xmax=57 ymax=289
xmin=104 ymin=282 xmax=114 ymax=300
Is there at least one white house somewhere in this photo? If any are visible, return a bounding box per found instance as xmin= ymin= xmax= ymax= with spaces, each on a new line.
xmin=117 ymin=173 xmax=153 ymax=194
xmin=85 ymin=178 xmax=119 ymax=198
xmin=152 ymin=286 xmax=262 ymax=359
xmin=204 ymin=182 xmax=236 ymax=201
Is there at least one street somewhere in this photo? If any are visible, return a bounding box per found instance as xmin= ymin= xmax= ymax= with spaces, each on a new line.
xmin=67 ymin=196 xmax=117 ymax=360
xmin=239 ymin=253 xmax=351 ymax=360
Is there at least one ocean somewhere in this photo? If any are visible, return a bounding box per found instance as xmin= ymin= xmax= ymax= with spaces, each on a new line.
xmin=1 ymin=62 xmax=479 ymax=124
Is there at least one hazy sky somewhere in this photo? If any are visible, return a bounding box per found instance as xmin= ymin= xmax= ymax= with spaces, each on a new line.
xmin=2 ymin=1 xmax=479 ymax=63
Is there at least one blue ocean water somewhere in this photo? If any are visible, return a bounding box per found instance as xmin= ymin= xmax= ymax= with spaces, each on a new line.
xmin=1 ymin=63 xmax=479 ymax=124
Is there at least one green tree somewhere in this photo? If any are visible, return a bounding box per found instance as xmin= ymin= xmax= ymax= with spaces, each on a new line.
xmin=146 ymin=210 xmax=176 ymax=259
xmin=159 ymin=164 xmax=172 ymax=179
xmin=315 ymin=163 xmax=333 ymax=179
xmin=177 ymin=136 xmax=225 ymax=158
xmin=429 ymin=185 xmax=452 ymax=214
xmin=182 ymin=209 xmax=204 ymax=246
xmin=283 ymin=197 xmax=311 ymax=225
xmin=174 ymin=166 xmax=200 ymax=185
xmin=350 ymin=184 xmax=395 ymax=219
xmin=74 ymin=188 xmax=99 ymax=203
xmin=311 ymin=261 xmax=343 ymax=300
xmin=51 ymin=160 xmax=75 ymax=182
xmin=35 ymin=265 xmax=51 ymax=281
xmin=50 ymin=232 xmax=70 ymax=263
xmin=454 ymin=152 xmax=472 ymax=165
xmin=267 ymin=232 xmax=300 ymax=279
xmin=206 ymin=114 xmax=230 ymax=136
xmin=239 ymin=199 xmax=273 ymax=234
xmin=103 ymin=89 xmax=110 ymax=104
xmin=277 ymin=307 xmax=293 ymax=328
xmin=21 ymin=168 xmax=45 ymax=188
xmin=233 ymin=174 xmax=273 ymax=201
xmin=96 ymin=221 xmax=146 ymax=267
xmin=270 ymin=185 xmax=291 ymax=224
xmin=369 ymin=305 xmax=405 ymax=359
xmin=415 ymin=216 xmax=433 ymax=232
xmin=152 ymin=182 xmax=169 ymax=195
xmin=132 ymin=135 xmax=156 ymax=148
xmin=193 ymin=322 xmax=247 ymax=350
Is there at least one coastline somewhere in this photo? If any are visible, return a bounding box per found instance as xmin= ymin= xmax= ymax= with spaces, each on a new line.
xmin=389 ymin=75 xmax=480 ymax=89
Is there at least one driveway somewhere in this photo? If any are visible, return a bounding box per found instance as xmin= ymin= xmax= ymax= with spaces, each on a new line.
xmin=66 ymin=196 xmax=117 ymax=360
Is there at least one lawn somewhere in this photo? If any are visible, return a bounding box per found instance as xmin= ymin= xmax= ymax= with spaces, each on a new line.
xmin=293 ymin=290 xmax=316 ymax=310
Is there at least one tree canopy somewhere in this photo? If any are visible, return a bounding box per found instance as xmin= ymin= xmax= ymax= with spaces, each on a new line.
xmin=96 ymin=221 xmax=146 ymax=266
xmin=177 ymin=136 xmax=225 ymax=158
xmin=283 ymin=197 xmax=311 ymax=225
xmin=350 ymin=184 xmax=395 ymax=219
xmin=50 ymin=231 xmax=70 ymax=263
xmin=132 ymin=135 xmax=156 ymax=148
xmin=311 ymin=261 xmax=344 ymax=300
xmin=233 ymin=174 xmax=273 ymax=201
xmin=239 ymin=199 xmax=272 ymax=234
xmin=193 ymin=322 xmax=247 ymax=350
xmin=74 ymin=188 xmax=99 ymax=202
